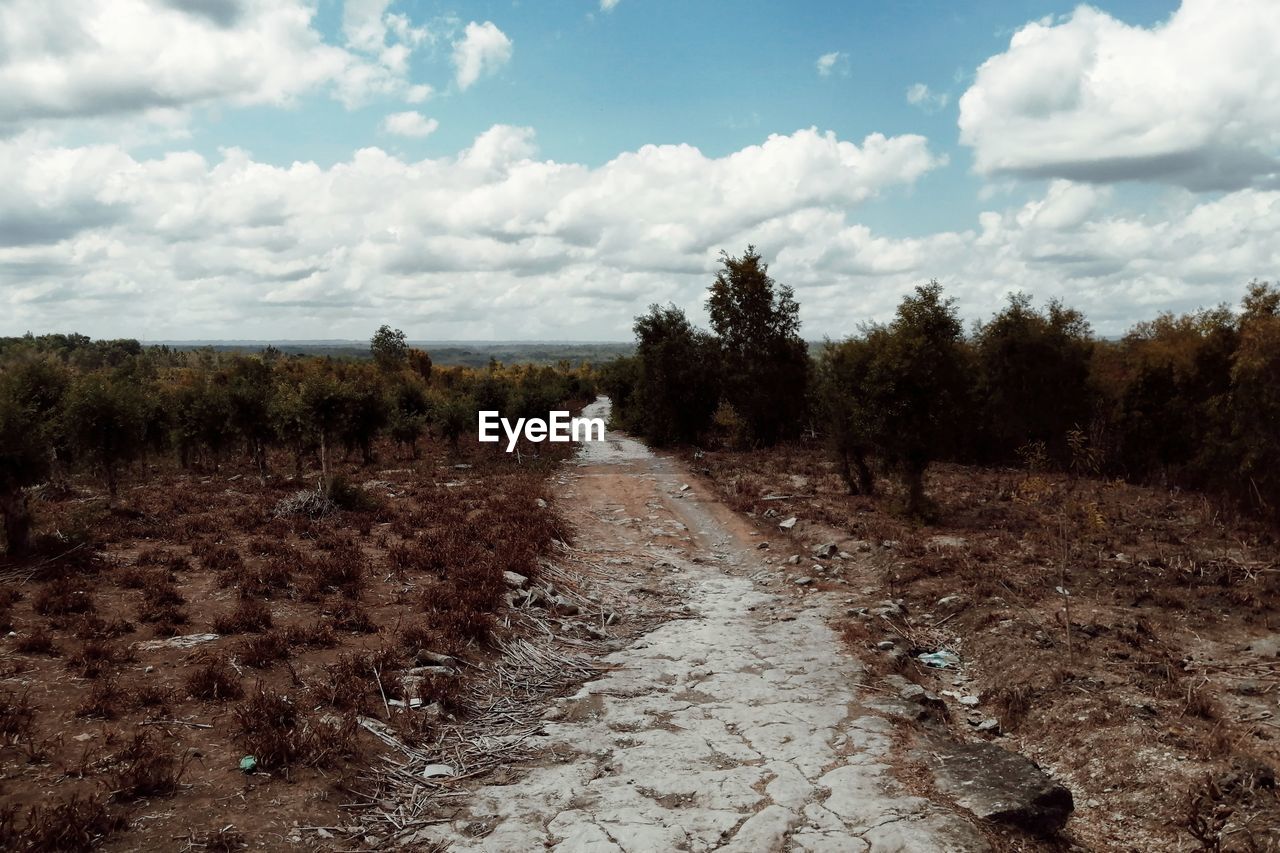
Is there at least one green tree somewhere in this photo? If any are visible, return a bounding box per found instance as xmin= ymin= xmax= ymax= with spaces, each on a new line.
xmin=227 ymin=357 xmax=276 ymax=480
xmin=388 ymin=378 xmax=431 ymax=459
xmin=974 ymin=294 xmax=1094 ymax=464
xmin=858 ymin=282 xmax=970 ymax=516
xmin=1231 ymin=281 xmax=1280 ymax=524
xmin=370 ymin=325 xmax=408 ymax=372
xmin=625 ymin=304 xmax=720 ymax=445
xmin=64 ymin=374 xmax=147 ymax=496
xmin=815 ymin=338 xmax=876 ymax=495
xmin=706 ymin=246 xmax=808 ymax=445
xmin=0 ymin=394 xmax=52 ymax=554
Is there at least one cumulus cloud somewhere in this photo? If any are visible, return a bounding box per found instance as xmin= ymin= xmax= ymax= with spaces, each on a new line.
xmin=600 ymin=0 xmax=621 ymax=10
xmin=959 ymin=0 xmax=1280 ymax=190
xmin=0 ymin=0 xmax=433 ymax=129
xmin=452 ymin=21 xmax=513 ymax=91
xmin=815 ymin=52 xmax=848 ymax=77
xmin=0 ymin=127 xmax=951 ymax=339
xmin=905 ymin=83 xmax=948 ymax=113
xmin=381 ymin=111 xmax=439 ymax=138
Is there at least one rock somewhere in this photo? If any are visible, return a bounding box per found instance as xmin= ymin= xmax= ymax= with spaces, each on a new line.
xmin=932 ymin=742 xmax=1074 ymax=835
xmin=535 ymin=498 xmax=548 ymax=509
xmin=974 ymin=718 xmax=1001 ymax=734
xmin=503 ymin=570 xmax=529 ymax=589
xmin=763 ymin=508 xmax=779 ymax=519
xmin=959 ymin=695 xmax=980 ymax=706
xmin=794 ymin=577 xmax=813 ymax=586
xmin=421 ymin=763 xmax=455 ymax=779
xmin=679 ymin=484 xmax=690 ymax=491
xmin=413 ymin=650 xmax=455 ymax=667
xmin=899 ymin=684 xmax=926 ymax=701
xmin=881 ymin=539 xmax=900 ymax=549
xmin=848 ymin=540 xmax=873 ymax=553
xmin=756 ymin=542 xmax=769 ymax=550
xmin=872 ymin=600 xmax=905 ymax=618
xmin=928 ymin=535 xmax=968 ymax=549
xmin=812 ymin=543 xmax=839 ymax=559
xmin=778 ymin=516 xmax=797 ymax=531
xmin=876 ymin=640 xmax=896 ymax=651
xmin=787 ymin=555 xmax=801 ymax=565
xmin=551 ymin=596 xmax=580 ymax=616
xmin=936 ymin=594 xmax=969 ymax=612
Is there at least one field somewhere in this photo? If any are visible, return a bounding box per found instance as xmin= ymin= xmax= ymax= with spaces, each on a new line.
xmin=0 ymin=436 xmax=574 ymax=851
xmin=686 ymin=442 xmax=1280 ymax=851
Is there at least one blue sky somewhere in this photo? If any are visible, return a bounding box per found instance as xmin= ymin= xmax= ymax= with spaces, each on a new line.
xmin=2 ymin=0 xmax=1276 ymax=341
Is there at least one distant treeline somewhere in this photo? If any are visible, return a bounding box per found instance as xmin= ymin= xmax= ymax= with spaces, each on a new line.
xmin=602 ymin=247 xmax=1280 ymax=525
xmin=0 ymin=327 xmax=595 ymax=555
xmin=144 ymin=341 xmax=636 ymax=369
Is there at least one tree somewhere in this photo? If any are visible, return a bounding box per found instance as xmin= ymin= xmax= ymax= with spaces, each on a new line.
xmin=64 ymin=374 xmax=147 ymax=496
xmin=299 ymin=373 xmax=348 ymax=490
xmin=370 ymin=326 xmax=408 ymax=372
xmin=387 ymin=378 xmax=431 ymax=459
xmin=269 ymin=382 xmax=316 ymax=481
xmin=227 ymin=357 xmax=276 ymax=481
xmin=706 ymin=246 xmax=808 ymax=445
xmin=0 ymin=394 xmax=51 ymax=554
xmin=858 ymin=282 xmax=970 ymax=516
xmin=1231 ymin=281 xmax=1280 ymax=524
xmin=338 ymin=370 xmax=388 ymax=464
xmin=974 ymin=294 xmax=1094 ymax=464
xmin=815 ymin=339 xmax=876 ymax=495
xmin=625 ymin=304 xmax=720 ymax=445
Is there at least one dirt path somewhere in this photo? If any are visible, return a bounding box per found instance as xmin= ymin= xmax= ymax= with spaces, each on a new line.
xmin=413 ymin=399 xmax=987 ymax=852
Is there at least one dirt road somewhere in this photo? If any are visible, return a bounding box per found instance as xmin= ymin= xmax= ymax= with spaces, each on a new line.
xmin=414 ymin=399 xmax=986 ymax=852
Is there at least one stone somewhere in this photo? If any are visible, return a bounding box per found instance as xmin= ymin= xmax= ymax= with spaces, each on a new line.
xmin=936 ymin=594 xmax=969 ymax=611
xmin=932 ymin=742 xmax=1074 ymax=835
xmin=974 ymin=718 xmax=1001 ymax=734
xmin=421 ymin=763 xmax=455 ymax=779
xmin=503 ymin=571 xmax=529 ymax=589
xmin=812 ymin=543 xmax=839 ymax=559
xmin=794 ymin=577 xmax=813 ymax=586
xmin=876 ymin=641 xmax=896 ymax=651
xmin=756 ymin=542 xmax=769 ymax=550
xmin=778 ymin=516 xmax=798 ymax=531
xmin=959 ymin=695 xmax=980 ymax=706
xmin=928 ymin=535 xmax=968 ymax=549
xmin=787 ymin=555 xmax=802 ymax=565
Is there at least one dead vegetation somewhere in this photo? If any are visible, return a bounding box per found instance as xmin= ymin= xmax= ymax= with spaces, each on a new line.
xmin=691 ymin=443 xmax=1280 ymax=851
xmin=0 ymin=435 xmax=574 ymax=850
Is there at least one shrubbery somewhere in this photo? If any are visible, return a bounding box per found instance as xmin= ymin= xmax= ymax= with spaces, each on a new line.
xmin=0 ymin=328 xmax=595 ymax=554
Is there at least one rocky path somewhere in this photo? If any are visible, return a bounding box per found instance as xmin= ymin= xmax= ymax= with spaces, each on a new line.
xmin=416 ymin=399 xmax=987 ymax=852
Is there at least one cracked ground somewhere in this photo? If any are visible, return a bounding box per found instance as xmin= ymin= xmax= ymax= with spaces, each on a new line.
xmin=410 ymin=400 xmax=987 ymax=852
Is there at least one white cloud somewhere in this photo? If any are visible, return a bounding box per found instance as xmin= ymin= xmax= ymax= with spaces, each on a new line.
xmin=0 ymin=0 xmax=434 ymax=129
xmin=959 ymin=0 xmax=1280 ymax=190
xmin=452 ymin=21 xmax=513 ymax=91
xmin=0 ymin=127 xmax=949 ymax=339
xmin=405 ymin=84 xmax=434 ymax=104
xmin=815 ymin=51 xmax=847 ymax=77
xmin=600 ymin=0 xmax=621 ymax=10
xmin=381 ymin=111 xmax=439 ymax=138
xmin=905 ymin=83 xmax=948 ymax=112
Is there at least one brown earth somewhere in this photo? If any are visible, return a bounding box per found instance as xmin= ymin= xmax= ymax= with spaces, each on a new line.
xmin=684 ymin=442 xmax=1280 ymax=852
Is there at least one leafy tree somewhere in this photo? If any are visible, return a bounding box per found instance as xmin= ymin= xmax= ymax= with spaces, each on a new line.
xmin=64 ymin=374 xmax=147 ymax=496
xmin=269 ymin=382 xmax=316 ymax=481
xmin=434 ymin=393 xmax=472 ymax=450
xmin=299 ymin=373 xmax=348 ymax=489
xmin=815 ymin=339 xmax=877 ymax=495
xmin=0 ymin=394 xmax=52 ymax=554
xmin=974 ymin=294 xmax=1094 ymax=464
xmin=226 ymin=357 xmax=276 ymax=480
xmin=338 ymin=371 xmax=388 ymax=464
xmin=706 ymin=246 xmax=808 ymax=446
xmin=370 ymin=325 xmax=408 ymax=372
xmin=387 ymin=378 xmax=431 ymax=459
xmin=1231 ymin=281 xmax=1280 ymax=523
xmin=857 ymin=282 xmax=970 ymax=516
xmin=625 ymin=304 xmax=720 ymax=445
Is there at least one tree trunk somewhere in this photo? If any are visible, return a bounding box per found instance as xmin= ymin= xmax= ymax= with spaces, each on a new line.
xmin=319 ymin=431 xmax=329 ymax=492
xmin=905 ymin=463 xmax=926 ymax=517
xmin=837 ymin=448 xmax=859 ymax=495
xmin=854 ymin=452 xmax=875 ymax=497
xmin=0 ymin=490 xmax=32 ymax=556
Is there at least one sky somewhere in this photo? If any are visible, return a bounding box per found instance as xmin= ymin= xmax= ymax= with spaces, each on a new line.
xmin=1 ymin=0 xmax=1278 ymax=341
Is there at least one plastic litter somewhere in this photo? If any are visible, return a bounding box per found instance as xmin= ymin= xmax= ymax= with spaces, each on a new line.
xmin=917 ymin=650 xmax=960 ymax=669
xmin=239 ymin=755 xmax=257 ymax=773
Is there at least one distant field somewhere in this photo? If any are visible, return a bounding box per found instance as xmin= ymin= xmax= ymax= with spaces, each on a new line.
xmin=148 ymin=341 xmax=636 ymax=368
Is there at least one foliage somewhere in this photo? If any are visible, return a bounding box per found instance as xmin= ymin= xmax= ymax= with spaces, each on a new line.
xmin=706 ymin=246 xmax=809 ymax=445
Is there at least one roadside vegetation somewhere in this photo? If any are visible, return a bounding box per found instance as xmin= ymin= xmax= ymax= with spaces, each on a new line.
xmin=0 ymin=329 xmax=591 ymax=849
xmin=603 ymin=246 xmax=1280 ymax=850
